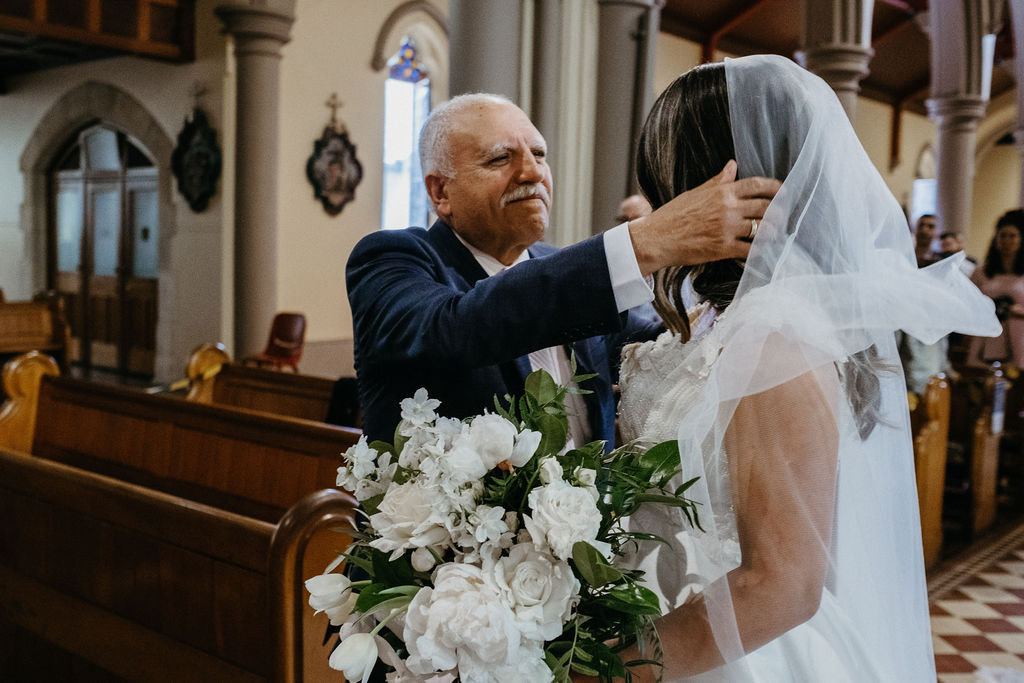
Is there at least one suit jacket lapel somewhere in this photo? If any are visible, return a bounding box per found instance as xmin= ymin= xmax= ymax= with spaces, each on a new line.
xmin=427 ymin=220 xmax=489 ymax=286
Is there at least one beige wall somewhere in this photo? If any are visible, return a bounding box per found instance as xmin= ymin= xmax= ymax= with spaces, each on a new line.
xmin=276 ymin=0 xmax=447 ymax=354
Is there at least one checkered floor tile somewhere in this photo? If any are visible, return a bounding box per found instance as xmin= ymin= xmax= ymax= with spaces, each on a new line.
xmin=931 ymin=531 xmax=1024 ymax=682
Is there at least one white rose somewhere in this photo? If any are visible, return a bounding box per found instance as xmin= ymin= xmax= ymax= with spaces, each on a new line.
xmin=538 ymin=457 xmax=563 ymax=484
xmin=305 ymin=572 xmax=358 ymax=626
xmin=369 ymin=481 xmax=451 ymax=558
xmin=328 ymin=632 xmax=379 ymax=683
xmin=404 ymin=564 xmax=521 ymax=678
xmin=487 ymin=544 xmax=579 ymax=641
xmin=464 ymin=413 xmax=518 ymax=470
xmin=524 ymin=482 xmax=607 ymax=560
xmin=574 ymin=466 xmax=596 ymax=487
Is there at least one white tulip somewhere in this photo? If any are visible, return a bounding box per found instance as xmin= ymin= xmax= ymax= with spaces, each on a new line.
xmin=329 ymin=632 xmax=379 ymax=683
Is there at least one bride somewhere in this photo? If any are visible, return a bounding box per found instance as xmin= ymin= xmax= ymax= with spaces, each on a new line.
xmin=611 ymin=55 xmax=1001 ymax=682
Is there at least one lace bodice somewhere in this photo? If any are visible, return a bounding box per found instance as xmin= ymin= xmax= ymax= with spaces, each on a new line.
xmin=618 ymin=303 xmax=724 ymax=445
xmin=616 ymin=304 xmax=741 ymax=611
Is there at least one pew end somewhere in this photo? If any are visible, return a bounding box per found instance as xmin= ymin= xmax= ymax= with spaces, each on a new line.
xmin=912 ymin=373 xmax=951 ymax=569
xmin=0 ymin=351 xmax=60 ymax=452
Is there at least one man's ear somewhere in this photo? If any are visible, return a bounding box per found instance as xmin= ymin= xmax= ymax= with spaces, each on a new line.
xmin=424 ymin=173 xmax=451 ymax=220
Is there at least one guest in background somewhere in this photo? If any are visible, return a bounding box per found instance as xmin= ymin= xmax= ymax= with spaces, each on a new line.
xmin=615 ymin=193 xmax=652 ymax=223
xmin=967 ymin=209 xmax=1024 ymax=368
xmin=914 ymin=213 xmax=938 ymax=266
xmin=938 ymin=230 xmax=977 ymax=277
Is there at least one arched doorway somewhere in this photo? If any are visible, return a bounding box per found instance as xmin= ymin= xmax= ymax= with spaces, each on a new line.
xmin=50 ymin=123 xmax=159 ymax=378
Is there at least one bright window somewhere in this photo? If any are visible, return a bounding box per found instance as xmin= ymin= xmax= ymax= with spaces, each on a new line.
xmin=381 ymin=37 xmax=431 ymax=230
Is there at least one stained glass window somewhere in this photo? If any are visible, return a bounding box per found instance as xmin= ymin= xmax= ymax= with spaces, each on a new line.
xmin=381 ymin=37 xmax=431 ymax=230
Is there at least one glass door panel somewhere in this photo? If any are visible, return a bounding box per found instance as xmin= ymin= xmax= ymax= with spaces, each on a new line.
xmin=87 ymin=185 xmax=122 ymax=369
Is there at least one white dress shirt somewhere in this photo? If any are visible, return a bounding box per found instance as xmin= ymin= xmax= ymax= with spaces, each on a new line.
xmin=454 ymin=223 xmax=653 ymax=449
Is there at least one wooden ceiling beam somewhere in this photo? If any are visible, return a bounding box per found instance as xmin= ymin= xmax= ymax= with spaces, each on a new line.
xmin=702 ymin=0 xmax=771 ymax=63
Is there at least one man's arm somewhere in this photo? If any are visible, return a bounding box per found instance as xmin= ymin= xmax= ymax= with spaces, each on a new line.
xmin=347 ymin=230 xmax=626 ymax=369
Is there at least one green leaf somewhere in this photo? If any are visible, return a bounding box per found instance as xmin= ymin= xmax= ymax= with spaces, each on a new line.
xmin=572 ymin=541 xmax=624 ymax=587
xmin=525 ymin=369 xmax=560 ymax=405
xmin=569 ymin=661 xmax=600 ymax=677
xmin=535 ymin=412 xmax=568 ymax=456
xmin=674 ymin=476 xmax=701 ymax=496
xmin=638 ymin=440 xmax=680 ymax=477
xmin=602 ymin=583 xmax=662 ymax=616
xmin=360 ymin=493 xmax=384 ymax=517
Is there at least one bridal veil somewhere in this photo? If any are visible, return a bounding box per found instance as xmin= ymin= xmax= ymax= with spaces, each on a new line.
xmin=631 ymin=55 xmax=1001 ymax=681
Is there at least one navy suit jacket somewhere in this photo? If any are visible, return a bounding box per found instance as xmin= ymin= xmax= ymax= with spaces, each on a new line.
xmin=346 ymin=220 xmax=661 ymax=449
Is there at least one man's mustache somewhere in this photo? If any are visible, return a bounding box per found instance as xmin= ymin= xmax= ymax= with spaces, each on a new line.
xmin=501 ymin=183 xmax=550 ymax=208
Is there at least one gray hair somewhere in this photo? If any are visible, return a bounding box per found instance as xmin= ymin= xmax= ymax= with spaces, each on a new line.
xmin=419 ymin=93 xmax=515 ymax=179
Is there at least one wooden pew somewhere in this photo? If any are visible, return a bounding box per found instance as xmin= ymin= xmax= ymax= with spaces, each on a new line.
xmin=182 ymin=342 xmax=359 ymax=427
xmin=31 ymin=374 xmax=362 ymax=523
xmin=0 ymin=294 xmax=70 ymax=371
xmin=0 ymin=447 xmax=357 ymax=682
xmin=0 ymin=351 xmax=60 ymax=452
xmin=911 ymin=373 xmax=951 ymax=568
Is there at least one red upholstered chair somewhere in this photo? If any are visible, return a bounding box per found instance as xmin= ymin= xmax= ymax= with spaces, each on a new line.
xmin=242 ymin=312 xmax=306 ymax=372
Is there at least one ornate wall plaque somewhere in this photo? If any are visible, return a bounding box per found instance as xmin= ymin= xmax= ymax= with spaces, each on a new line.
xmin=306 ymin=94 xmax=363 ymax=216
xmin=171 ymin=108 xmax=222 ymax=213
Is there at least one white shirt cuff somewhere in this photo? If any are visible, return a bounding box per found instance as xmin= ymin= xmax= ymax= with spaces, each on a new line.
xmin=603 ymin=223 xmax=654 ymax=313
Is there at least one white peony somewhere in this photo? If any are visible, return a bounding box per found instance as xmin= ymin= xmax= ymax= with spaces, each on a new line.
xmin=305 ymin=572 xmax=358 ymax=626
xmin=491 ymin=640 xmax=554 ymax=683
xmin=487 ymin=544 xmax=580 ymax=641
xmin=369 ymin=481 xmax=451 ymax=558
xmin=524 ymin=481 xmax=608 ymax=560
xmin=462 ymin=413 xmax=519 ymax=470
xmin=510 ymin=429 xmax=542 ymax=467
xmin=403 ymin=564 xmax=521 ymax=679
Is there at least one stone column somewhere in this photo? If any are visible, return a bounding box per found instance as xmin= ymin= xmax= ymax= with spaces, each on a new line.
xmin=927 ymin=0 xmax=1001 ymax=240
xmin=801 ymin=0 xmax=874 ymax=122
xmin=448 ymin=0 xmax=522 ymax=100
xmin=215 ymin=1 xmax=294 ymax=358
xmin=591 ymin=0 xmax=661 ymax=232
xmin=927 ymin=96 xmax=988 ymax=237
xmin=531 ymin=0 xmax=563 ymax=154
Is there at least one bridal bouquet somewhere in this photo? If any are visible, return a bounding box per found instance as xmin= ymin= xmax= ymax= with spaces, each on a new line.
xmin=306 ymin=367 xmax=699 ymax=682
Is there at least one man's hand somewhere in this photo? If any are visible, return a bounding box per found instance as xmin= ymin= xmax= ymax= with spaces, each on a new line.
xmin=626 ymin=160 xmax=781 ymax=276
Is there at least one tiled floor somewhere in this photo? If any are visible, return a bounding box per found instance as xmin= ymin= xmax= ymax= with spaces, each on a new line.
xmin=930 ymin=520 xmax=1024 ymax=682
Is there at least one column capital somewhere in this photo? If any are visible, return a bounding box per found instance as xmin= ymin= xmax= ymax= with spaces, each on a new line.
xmin=926 ymin=95 xmax=988 ymax=132
xmin=802 ymin=44 xmax=873 ymax=96
xmin=215 ymin=2 xmax=295 ymax=51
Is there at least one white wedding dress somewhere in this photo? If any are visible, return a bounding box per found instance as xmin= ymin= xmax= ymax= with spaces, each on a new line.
xmin=618 ymin=304 xmax=883 ymax=682
xmin=613 ymin=54 xmax=1001 ymax=682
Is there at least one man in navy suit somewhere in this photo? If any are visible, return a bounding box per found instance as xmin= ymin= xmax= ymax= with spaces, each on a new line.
xmin=347 ymin=93 xmax=778 ymax=449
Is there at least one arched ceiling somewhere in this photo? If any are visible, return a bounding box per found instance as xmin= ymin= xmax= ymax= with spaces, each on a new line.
xmin=660 ymin=0 xmax=1016 ymax=115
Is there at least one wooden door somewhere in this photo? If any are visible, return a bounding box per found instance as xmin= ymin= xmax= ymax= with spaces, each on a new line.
xmin=50 ymin=125 xmax=158 ymax=378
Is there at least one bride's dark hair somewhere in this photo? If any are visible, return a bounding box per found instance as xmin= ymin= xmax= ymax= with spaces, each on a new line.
xmin=636 ymin=62 xmax=884 ymax=439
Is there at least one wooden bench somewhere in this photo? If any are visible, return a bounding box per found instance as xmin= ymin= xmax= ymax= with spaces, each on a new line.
xmin=0 ymin=447 xmax=357 ymax=682
xmin=31 ymin=374 xmax=362 ymax=523
xmin=911 ymin=373 xmax=951 ymax=568
xmin=0 ymin=295 xmax=70 ymax=372
xmin=0 ymin=351 xmax=60 ymax=452
xmin=185 ymin=346 xmax=338 ymax=424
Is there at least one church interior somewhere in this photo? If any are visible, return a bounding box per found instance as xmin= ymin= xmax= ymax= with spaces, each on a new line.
xmin=3 ymin=0 xmax=1024 ymax=680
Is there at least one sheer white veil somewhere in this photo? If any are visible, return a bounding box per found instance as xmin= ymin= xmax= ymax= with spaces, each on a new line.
xmin=634 ymin=55 xmax=1000 ymax=681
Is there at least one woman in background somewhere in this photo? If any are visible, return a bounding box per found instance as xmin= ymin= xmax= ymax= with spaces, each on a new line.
xmin=967 ymin=209 xmax=1024 ymax=368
